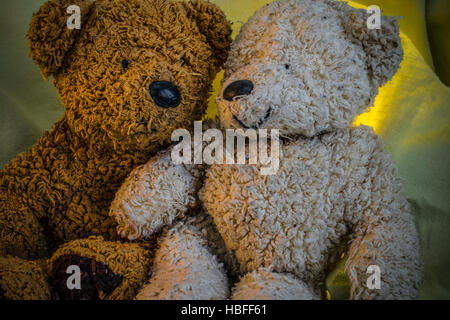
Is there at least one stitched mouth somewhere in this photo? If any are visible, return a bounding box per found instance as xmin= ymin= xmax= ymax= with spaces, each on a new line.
xmin=232 ymin=106 xmax=273 ymax=129
xmin=133 ymin=128 xmax=156 ymax=135
xmin=133 ymin=119 xmax=157 ymax=136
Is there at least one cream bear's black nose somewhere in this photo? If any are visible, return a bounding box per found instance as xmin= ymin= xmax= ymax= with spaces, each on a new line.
xmin=223 ymin=80 xmax=253 ymax=101
xmin=149 ymin=81 xmax=181 ymax=108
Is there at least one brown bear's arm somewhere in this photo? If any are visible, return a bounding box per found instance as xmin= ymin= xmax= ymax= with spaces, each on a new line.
xmin=0 ymin=116 xmax=151 ymax=256
xmin=0 ymin=124 xmax=63 ymax=258
xmin=342 ymin=126 xmax=422 ymax=299
xmin=0 ymin=190 xmax=47 ymax=259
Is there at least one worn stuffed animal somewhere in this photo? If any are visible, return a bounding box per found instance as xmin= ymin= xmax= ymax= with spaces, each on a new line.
xmin=0 ymin=0 xmax=231 ymax=299
xmin=109 ymin=0 xmax=423 ymax=300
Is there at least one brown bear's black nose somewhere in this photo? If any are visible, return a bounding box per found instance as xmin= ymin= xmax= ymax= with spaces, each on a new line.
xmin=149 ymin=81 xmax=181 ymax=108
xmin=223 ymin=80 xmax=254 ymax=101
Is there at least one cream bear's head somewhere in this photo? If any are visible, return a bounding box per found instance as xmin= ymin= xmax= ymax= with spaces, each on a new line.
xmin=217 ymin=0 xmax=402 ymax=137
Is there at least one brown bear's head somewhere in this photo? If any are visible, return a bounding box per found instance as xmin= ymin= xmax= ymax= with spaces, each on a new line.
xmin=28 ymin=0 xmax=231 ymax=153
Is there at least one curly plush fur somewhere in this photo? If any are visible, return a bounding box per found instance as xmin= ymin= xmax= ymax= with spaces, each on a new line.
xmin=111 ymin=0 xmax=422 ymax=300
xmin=0 ymin=0 xmax=231 ymax=299
xmin=201 ymin=126 xmax=422 ymax=299
xmin=231 ymin=269 xmax=318 ymax=300
xmin=0 ymin=257 xmax=51 ymax=300
xmin=135 ymin=222 xmax=228 ymax=300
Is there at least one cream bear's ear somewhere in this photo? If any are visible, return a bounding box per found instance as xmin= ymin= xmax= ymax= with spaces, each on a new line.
xmin=27 ymin=0 xmax=94 ymax=79
xmin=335 ymin=3 xmax=403 ymax=87
xmin=182 ymin=0 xmax=232 ymax=69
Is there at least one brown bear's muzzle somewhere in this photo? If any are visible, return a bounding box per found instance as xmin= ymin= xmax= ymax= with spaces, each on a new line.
xmin=149 ymin=81 xmax=181 ymax=109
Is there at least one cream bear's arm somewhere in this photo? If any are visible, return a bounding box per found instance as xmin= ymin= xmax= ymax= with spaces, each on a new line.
xmin=109 ymin=148 xmax=204 ymax=240
xmin=135 ymin=222 xmax=228 ymax=300
xmin=343 ymin=128 xmax=423 ymax=299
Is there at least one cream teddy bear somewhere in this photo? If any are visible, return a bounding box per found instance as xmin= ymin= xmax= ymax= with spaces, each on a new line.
xmin=109 ymin=0 xmax=422 ymax=299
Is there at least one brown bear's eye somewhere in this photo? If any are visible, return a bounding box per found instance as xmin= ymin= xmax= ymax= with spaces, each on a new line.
xmin=121 ymin=59 xmax=129 ymax=69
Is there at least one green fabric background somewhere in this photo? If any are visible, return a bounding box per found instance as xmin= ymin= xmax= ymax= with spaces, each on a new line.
xmin=427 ymin=0 xmax=450 ymax=86
xmin=0 ymin=0 xmax=449 ymax=299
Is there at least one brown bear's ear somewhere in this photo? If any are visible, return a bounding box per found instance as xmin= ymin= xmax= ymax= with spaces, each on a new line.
xmin=27 ymin=0 xmax=94 ymax=79
xmin=335 ymin=3 xmax=403 ymax=87
xmin=182 ymin=0 xmax=232 ymax=69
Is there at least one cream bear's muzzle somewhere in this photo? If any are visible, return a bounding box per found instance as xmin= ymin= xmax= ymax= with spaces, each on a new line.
xmin=217 ymin=72 xmax=274 ymax=130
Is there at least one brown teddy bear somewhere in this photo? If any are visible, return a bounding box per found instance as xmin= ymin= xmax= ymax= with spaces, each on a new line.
xmin=0 ymin=0 xmax=231 ymax=299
